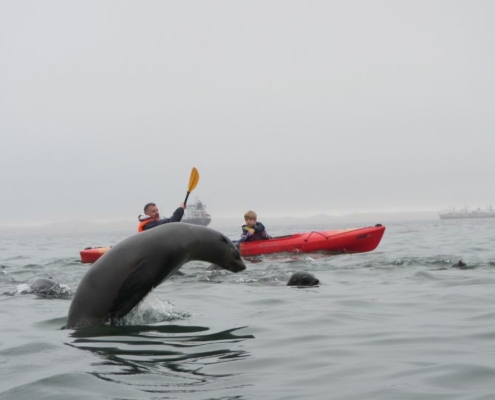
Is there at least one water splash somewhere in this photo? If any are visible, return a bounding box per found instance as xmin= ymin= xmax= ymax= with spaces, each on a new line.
xmin=119 ymin=294 xmax=191 ymax=326
xmin=13 ymin=281 xmax=72 ymax=299
xmin=15 ymin=283 xmax=32 ymax=295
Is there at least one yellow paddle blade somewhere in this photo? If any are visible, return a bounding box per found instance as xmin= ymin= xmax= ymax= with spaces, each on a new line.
xmin=184 ymin=167 xmax=200 ymax=205
xmin=188 ymin=167 xmax=200 ymax=192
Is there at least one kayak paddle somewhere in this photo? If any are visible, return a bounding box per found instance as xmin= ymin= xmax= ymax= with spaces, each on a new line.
xmin=184 ymin=167 xmax=200 ymax=206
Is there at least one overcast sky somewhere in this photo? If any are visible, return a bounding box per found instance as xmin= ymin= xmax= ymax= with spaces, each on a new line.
xmin=1 ymin=1 xmax=494 ymax=226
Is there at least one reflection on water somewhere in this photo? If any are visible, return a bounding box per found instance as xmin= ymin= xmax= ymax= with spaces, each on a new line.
xmin=66 ymin=325 xmax=254 ymax=396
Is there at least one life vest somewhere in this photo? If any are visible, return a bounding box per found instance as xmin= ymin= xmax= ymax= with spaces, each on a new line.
xmin=137 ymin=217 xmax=154 ymax=232
xmin=245 ymin=230 xmax=270 ymax=242
xmin=242 ymin=223 xmax=271 ymax=242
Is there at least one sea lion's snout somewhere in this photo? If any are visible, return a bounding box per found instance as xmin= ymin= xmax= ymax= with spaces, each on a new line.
xmin=227 ymin=265 xmax=246 ymax=273
xmin=231 ymin=261 xmax=247 ymax=273
xmin=217 ymin=236 xmax=248 ymax=273
xmin=227 ymin=250 xmax=247 ymax=272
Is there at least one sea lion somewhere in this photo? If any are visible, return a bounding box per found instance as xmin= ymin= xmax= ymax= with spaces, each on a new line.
xmin=29 ymin=278 xmax=72 ymax=299
xmin=66 ymin=223 xmax=246 ymax=329
xmin=451 ymin=260 xmax=473 ymax=270
xmin=287 ymin=271 xmax=319 ymax=286
xmin=30 ymin=278 xmax=58 ymax=293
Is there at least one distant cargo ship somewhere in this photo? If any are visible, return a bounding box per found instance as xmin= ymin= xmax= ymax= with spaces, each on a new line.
xmin=439 ymin=206 xmax=495 ymax=220
xmin=183 ymin=198 xmax=211 ymax=226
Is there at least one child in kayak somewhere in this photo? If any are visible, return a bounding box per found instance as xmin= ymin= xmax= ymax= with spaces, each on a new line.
xmin=237 ymin=210 xmax=271 ymax=243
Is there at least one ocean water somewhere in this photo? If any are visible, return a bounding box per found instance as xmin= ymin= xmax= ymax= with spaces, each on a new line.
xmin=1 ymin=219 xmax=494 ymax=400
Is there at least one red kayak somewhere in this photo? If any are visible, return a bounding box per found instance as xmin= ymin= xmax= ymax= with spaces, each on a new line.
xmin=238 ymin=224 xmax=385 ymax=256
xmin=80 ymin=246 xmax=111 ymax=264
xmin=79 ymin=224 xmax=385 ymax=263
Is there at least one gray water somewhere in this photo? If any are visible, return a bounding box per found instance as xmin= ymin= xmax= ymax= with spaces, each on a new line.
xmin=1 ymin=219 xmax=494 ymax=400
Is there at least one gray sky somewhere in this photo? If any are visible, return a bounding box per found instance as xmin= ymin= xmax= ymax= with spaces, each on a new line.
xmin=1 ymin=1 xmax=494 ymax=226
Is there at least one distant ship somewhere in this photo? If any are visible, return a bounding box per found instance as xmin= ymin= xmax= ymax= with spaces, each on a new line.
xmin=439 ymin=206 xmax=495 ymax=220
xmin=183 ymin=198 xmax=211 ymax=226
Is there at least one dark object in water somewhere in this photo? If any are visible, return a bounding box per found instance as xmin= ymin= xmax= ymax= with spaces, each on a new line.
xmin=29 ymin=278 xmax=72 ymax=299
xmin=451 ymin=260 xmax=473 ymax=270
xmin=287 ymin=271 xmax=319 ymax=286
xmin=30 ymin=278 xmax=58 ymax=294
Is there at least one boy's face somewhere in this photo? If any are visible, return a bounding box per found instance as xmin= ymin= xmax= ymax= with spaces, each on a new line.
xmin=245 ymin=218 xmax=256 ymax=228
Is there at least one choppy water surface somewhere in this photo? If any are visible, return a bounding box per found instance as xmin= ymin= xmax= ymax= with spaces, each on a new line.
xmin=1 ymin=219 xmax=494 ymax=399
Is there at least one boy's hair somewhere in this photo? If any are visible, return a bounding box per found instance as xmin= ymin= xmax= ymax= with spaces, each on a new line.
xmin=244 ymin=210 xmax=257 ymax=220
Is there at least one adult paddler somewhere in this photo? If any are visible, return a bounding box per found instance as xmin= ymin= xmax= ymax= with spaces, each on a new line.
xmin=137 ymin=167 xmax=200 ymax=232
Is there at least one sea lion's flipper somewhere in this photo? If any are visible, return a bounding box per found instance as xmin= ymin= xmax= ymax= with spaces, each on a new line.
xmin=110 ymin=261 xmax=155 ymax=319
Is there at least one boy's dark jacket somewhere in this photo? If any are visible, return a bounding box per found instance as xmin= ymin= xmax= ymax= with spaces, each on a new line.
xmin=241 ymin=221 xmax=270 ymax=242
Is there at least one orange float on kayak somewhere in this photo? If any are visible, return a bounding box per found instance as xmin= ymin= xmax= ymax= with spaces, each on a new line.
xmin=79 ymin=246 xmax=111 ymax=263
xmin=79 ymin=224 xmax=385 ymax=263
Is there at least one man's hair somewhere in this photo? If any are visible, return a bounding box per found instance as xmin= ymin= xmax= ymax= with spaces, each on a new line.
xmin=244 ymin=210 xmax=257 ymax=220
xmin=144 ymin=203 xmax=156 ymax=213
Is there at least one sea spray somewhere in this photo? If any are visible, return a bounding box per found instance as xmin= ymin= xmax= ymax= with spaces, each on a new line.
xmin=120 ymin=293 xmax=191 ymax=325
